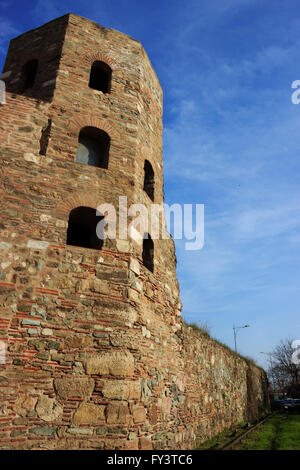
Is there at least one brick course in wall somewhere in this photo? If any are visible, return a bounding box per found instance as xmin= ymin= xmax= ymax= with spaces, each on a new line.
xmin=0 ymin=14 xmax=269 ymax=450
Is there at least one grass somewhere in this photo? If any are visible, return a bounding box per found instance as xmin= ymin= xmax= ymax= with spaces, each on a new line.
xmin=232 ymin=414 xmax=300 ymax=450
xmin=197 ymin=413 xmax=300 ymax=450
xmin=232 ymin=414 xmax=282 ymax=450
xmin=274 ymin=414 xmax=300 ymax=450
xmin=186 ymin=321 xmax=211 ymax=338
xmin=195 ymin=422 xmax=249 ymax=450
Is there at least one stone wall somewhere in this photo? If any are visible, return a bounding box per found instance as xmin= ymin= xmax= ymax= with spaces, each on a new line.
xmin=0 ymin=242 xmax=269 ymax=450
xmin=0 ymin=14 xmax=269 ymax=450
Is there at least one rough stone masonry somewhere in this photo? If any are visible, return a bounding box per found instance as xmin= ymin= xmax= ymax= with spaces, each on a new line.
xmin=0 ymin=14 xmax=269 ymax=450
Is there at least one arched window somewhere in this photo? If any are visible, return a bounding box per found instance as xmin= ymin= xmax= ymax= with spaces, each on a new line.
xmin=89 ymin=61 xmax=112 ymax=94
xmin=142 ymin=233 xmax=154 ymax=272
xmin=66 ymin=206 xmax=104 ymax=250
xmin=76 ymin=126 xmax=110 ymax=169
xmin=22 ymin=59 xmax=38 ymax=91
xmin=143 ymin=160 xmax=155 ymax=201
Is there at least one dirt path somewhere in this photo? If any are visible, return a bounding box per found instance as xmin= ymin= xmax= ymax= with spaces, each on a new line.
xmin=271 ymin=414 xmax=286 ymax=450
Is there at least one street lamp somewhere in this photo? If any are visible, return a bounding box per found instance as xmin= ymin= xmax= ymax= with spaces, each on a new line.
xmin=233 ymin=324 xmax=250 ymax=353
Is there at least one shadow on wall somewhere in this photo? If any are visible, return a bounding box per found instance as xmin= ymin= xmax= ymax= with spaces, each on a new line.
xmin=246 ymin=360 xmax=270 ymax=422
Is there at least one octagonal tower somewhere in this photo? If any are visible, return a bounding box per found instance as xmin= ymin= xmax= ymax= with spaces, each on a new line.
xmin=0 ymin=14 xmax=185 ymax=450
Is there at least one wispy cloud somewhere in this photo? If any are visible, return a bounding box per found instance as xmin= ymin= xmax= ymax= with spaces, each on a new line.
xmin=158 ymin=2 xmax=300 ymax=365
xmin=0 ymin=17 xmax=18 ymax=55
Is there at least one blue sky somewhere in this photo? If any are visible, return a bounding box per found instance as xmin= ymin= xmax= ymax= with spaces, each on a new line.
xmin=1 ymin=0 xmax=300 ymax=368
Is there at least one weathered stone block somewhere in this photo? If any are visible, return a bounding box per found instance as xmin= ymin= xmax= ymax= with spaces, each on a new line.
xmin=67 ymin=427 xmax=94 ymax=435
xmin=148 ymin=404 xmax=159 ymax=425
xmin=41 ymin=328 xmax=53 ymax=336
xmin=109 ymin=330 xmax=140 ymax=349
xmin=36 ymin=395 xmax=63 ymax=422
xmin=132 ymin=405 xmax=147 ymax=424
xmin=142 ymin=326 xmax=151 ymax=338
xmin=27 ymin=240 xmax=49 ymax=250
xmin=123 ymin=439 xmax=139 ymax=450
xmin=92 ymin=279 xmax=110 ymax=294
xmin=0 ymin=242 xmax=11 ymax=250
xmin=54 ymin=377 xmax=95 ymax=400
xmin=77 ymin=279 xmax=90 ymax=291
xmin=158 ymin=396 xmax=172 ymax=416
xmin=13 ymin=394 xmax=38 ymax=417
xmin=139 ymin=436 xmax=152 ymax=450
xmin=85 ymin=351 xmax=134 ymax=377
xmin=21 ymin=318 xmax=41 ymax=326
xmin=127 ymin=288 xmax=140 ymax=302
xmin=102 ymin=379 xmax=141 ymax=400
xmin=73 ymin=403 xmax=106 ymax=425
xmin=65 ymin=335 xmax=93 ymax=348
xmin=129 ymin=257 xmax=140 ymax=275
xmin=55 ymin=275 xmax=73 ymax=289
xmin=96 ymin=427 xmax=107 ymax=435
xmin=116 ymin=240 xmax=130 ymax=252
xmin=29 ymin=426 xmax=57 ymax=436
xmin=113 ymin=308 xmax=138 ymax=325
xmin=10 ymin=430 xmax=26 ymax=437
xmin=106 ymin=404 xmax=132 ymax=425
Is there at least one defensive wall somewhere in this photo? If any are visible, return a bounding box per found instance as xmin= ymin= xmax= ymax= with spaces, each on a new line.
xmin=0 ymin=14 xmax=269 ymax=450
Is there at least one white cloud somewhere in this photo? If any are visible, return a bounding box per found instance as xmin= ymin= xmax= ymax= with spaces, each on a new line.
xmin=0 ymin=17 xmax=18 ymax=54
xmin=235 ymin=201 xmax=300 ymax=240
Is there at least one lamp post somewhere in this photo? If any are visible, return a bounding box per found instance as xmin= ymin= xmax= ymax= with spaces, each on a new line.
xmin=233 ymin=324 xmax=250 ymax=353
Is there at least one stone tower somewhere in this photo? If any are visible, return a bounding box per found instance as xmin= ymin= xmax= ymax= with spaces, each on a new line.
xmin=0 ymin=14 xmax=269 ymax=451
xmin=0 ymin=14 xmax=183 ymax=450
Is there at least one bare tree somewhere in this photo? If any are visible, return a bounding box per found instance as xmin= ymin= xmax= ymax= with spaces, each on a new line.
xmin=268 ymin=338 xmax=300 ymax=397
